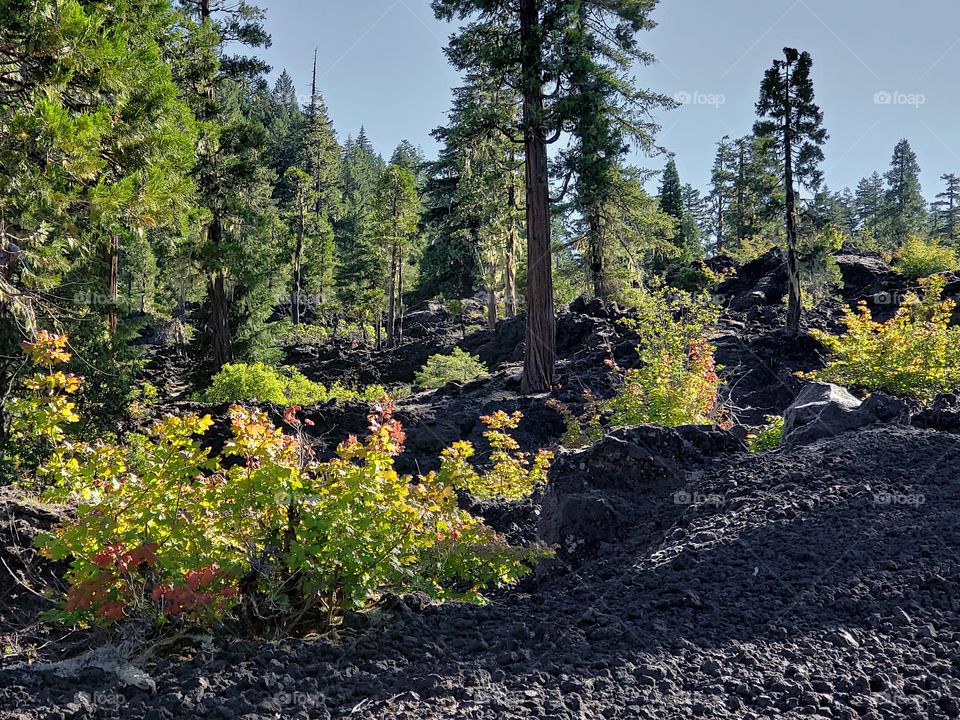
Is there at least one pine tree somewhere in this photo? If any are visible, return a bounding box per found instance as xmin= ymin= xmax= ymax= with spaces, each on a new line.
xmin=174 ymin=0 xmax=272 ymax=371
xmin=755 ymin=48 xmax=828 ymax=334
xmin=707 ymin=137 xmax=737 ymax=254
xmin=555 ymin=1 xmax=671 ymax=300
xmin=883 ymin=139 xmax=926 ymax=246
xmin=336 ymin=128 xmax=386 ymax=340
xmin=934 ymin=173 xmax=960 ymax=242
xmin=0 ymin=0 xmax=197 ymax=335
xmin=373 ymin=165 xmax=420 ymax=346
xmin=433 ymin=0 xmax=671 ymax=393
xmin=681 ymin=184 xmax=708 ymax=258
xmin=853 ymin=172 xmax=886 ymax=241
xmin=659 ymin=158 xmax=685 ymax=225
xmin=303 ymin=53 xmax=343 ymax=310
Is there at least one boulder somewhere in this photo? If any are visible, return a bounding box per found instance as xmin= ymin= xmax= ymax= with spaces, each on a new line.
xmin=716 ymin=248 xmax=788 ymax=311
xmin=538 ymin=425 xmax=739 ymax=557
xmin=781 ymin=382 xmax=908 ymax=447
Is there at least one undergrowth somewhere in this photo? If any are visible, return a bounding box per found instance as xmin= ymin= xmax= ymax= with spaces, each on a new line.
xmin=12 ymin=333 xmax=550 ymax=630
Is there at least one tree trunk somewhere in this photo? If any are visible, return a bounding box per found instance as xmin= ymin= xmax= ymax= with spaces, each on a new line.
xmin=782 ymin=58 xmax=802 ymax=335
xmin=208 ymin=214 xmax=232 ymax=370
xmin=105 ymin=233 xmax=119 ymax=335
xmin=519 ymin=0 xmax=555 ymax=395
xmin=292 ymin=204 xmax=304 ymax=325
xmin=505 ymin=185 xmax=518 ymax=318
xmin=387 ymin=240 xmax=398 ymax=347
xmin=588 ymin=208 xmax=605 ymax=299
xmin=486 ymin=287 xmax=498 ymax=331
xmin=397 ymin=256 xmax=405 ymax=345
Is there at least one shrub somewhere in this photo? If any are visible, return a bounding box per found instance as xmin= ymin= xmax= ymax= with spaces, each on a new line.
xmin=894 ymin=236 xmax=960 ymax=280
xmin=547 ymin=391 xmax=605 ymax=449
xmin=203 ymin=362 xmax=381 ymax=406
xmin=808 ymin=275 xmax=960 ymax=401
xmin=438 ymin=411 xmax=553 ymax=500
xmin=746 ymin=416 xmax=784 ymax=453
xmin=271 ymin=320 xmax=330 ymax=348
xmin=26 ymin=343 xmax=551 ymax=628
xmin=415 ymin=348 xmax=487 ymax=389
xmin=607 ymin=286 xmax=724 ymax=428
xmin=2 ymin=331 xmax=82 ymax=489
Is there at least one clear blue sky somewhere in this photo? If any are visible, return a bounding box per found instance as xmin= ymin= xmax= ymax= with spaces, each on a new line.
xmin=255 ymin=0 xmax=960 ymax=198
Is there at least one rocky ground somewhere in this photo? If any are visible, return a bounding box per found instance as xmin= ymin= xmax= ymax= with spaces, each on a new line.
xmin=2 ymin=247 xmax=960 ymax=719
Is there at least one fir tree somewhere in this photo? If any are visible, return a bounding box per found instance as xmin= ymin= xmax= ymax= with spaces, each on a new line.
xmin=755 ymin=48 xmax=828 ymax=334
xmin=883 ymin=139 xmax=926 ymax=246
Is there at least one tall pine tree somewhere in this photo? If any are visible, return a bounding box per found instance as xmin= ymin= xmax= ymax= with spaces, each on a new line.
xmin=755 ymin=48 xmax=828 ymax=334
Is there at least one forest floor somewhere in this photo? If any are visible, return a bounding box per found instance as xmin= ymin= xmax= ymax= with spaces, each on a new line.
xmin=2 ymin=247 xmax=960 ymax=719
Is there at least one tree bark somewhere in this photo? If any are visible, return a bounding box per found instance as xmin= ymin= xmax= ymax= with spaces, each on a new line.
xmin=387 ymin=239 xmax=398 ymax=347
xmin=782 ymin=57 xmax=802 ymax=335
xmin=486 ymin=286 xmax=498 ymax=331
xmin=505 ymin=184 xmax=518 ymax=318
xmin=292 ymin=202 xmax=304 ymax=325
xmin=105 ymin=233 xmax=119 ymax=335
xmin=208 ymin=214 xmax=232 ymax=370
xmin=588 ymin=208 xmax=605 ymax=299
xmin=519 ymin=0 xmax=555 ymax=394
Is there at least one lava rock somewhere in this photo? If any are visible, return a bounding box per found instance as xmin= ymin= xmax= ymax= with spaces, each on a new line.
xmin=781 ymin=382 xmax=908 ymax=447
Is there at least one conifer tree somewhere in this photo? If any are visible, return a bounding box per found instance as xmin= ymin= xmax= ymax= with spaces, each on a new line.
xmin=934 ymin=173 xmax=960 ymax=242
xmin=433 ymin=0 xmax=670 ymax=393
xmin=174 ymin=0 xmax=272 ymax=370
xmin=853 ymin=172 xmax=886 ymax=241
xmin=373 ymin=165 xmax=420 ymax=346
xmin=882 ymin=139 xmax=926 ymax=246
xmin=755 ymin=48 xmax=828 ymax=334
xmin=707 ymin=137 xmax=737 ymax=254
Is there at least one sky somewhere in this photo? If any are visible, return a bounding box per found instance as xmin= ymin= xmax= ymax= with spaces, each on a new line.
xmin=255 ymin=0 xmax=960 ymax=198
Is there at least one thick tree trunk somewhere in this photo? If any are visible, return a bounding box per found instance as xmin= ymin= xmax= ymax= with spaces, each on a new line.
xmin=105 ymin=233 xmax=119 ymax=335
xmin=505 ymin=185 xmax=518 ymax=318
xmin=519 ymin=0 xmax=555 ymax=395
xmin=782 ymin=60 xmax=802 ymax=335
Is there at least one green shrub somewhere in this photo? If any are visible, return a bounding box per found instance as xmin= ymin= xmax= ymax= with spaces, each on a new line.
xmin=808 ymin=275 xmax=960 ymax=401
xmin=894 ymin=236 xmax=960 ymax=280
xmin=271 ymin=320 xmax=330 ymax=348
xmin=415 ymin=348 xmax=488 ymax=389
xmin=23 ymin=344 xmax=551 ymax=629
xmin=746 ymin=416 xmax=784 ymax=453
xmin=203 ymin=362 xmax=338 ymax=406
xmin=608 ymin=286 xmax=724 ymax=428
xmin=437 ymin=411 xmax=553 ymax=500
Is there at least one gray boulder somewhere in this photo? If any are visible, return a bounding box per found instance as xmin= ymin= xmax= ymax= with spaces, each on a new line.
xmin=782 ymin=382 xmax=908 ymax=447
